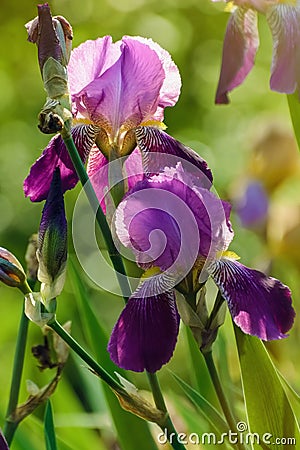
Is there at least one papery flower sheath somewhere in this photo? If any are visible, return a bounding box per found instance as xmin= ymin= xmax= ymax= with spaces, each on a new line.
xmin=214 ymin=0 xmax=300 ymax=103
xmin=108 ymin=163 xmax=295 ymax=372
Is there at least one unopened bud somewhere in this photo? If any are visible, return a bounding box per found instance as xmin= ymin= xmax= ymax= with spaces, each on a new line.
xmin=37 ymin=168 xmax=67 ymax=305
xmin=0 ymin=247 xmax=27 ymax=290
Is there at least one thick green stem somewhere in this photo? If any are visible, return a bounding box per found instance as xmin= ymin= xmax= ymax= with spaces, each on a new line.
xmin=147 ymin=372 xmax=187 ymax=450
xmin=3 ymin=304 xmax=29 ymax=445
xmin=48 ymin=319 xmax=123 ymax=393
xmin=62 ymin=134 xmax=131 ymax=302
xmin=203 ymin=351 xmax=246 ymax=450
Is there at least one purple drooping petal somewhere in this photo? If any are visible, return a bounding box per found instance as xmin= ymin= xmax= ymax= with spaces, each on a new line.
xmin=68 ymin=36 xmax=121 ymax=99
xmin=73 ymin=38 xmax=165 ymax=137
xmin=235 ymin=180 xmax=269 ymax=228
xmin=135 ymin=126 xmax=213 ymax=188
xmin=24 ymin=124 xmax=97 ymax=202
xmin=215 ymin=8 xmax=259 ymax=104
xmin=267 ymin=4 xmax=300 ymax=95
xmin=209 ymin=257 xmax=295 ymax=340
xmin=108 ymin=286 xmax=179 ymax=372
xmin=115 ymin=164 xmax=233 ymax=275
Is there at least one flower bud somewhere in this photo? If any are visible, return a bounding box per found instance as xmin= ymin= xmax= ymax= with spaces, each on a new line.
xmin=26 ymin=3 xmax=73 ymax=82
xmin=26 ymin=4 xmax=73 ymax=134
xmin=0 ymin=247 xmax=27 ymax=290
xmin=37 ymin=168 xmax=67 ymax=305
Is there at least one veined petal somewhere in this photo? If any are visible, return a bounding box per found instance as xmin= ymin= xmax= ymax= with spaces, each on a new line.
xmin=74 ymin=38 xmax=165 ymax=137
xmin=108 ymin=286 xmax=179 ymax=372
xmin=215 ymin=7 xmax=259 ymax=104
xmin=135 ymin=126 xmax=213 ymax=187
xmin=209 ymin=257 xmax=295 ymax=340
xmin=267 ymin=4 xmax=300 ymax=95
xmin=24 ymin=124 xmax=97 ymax=202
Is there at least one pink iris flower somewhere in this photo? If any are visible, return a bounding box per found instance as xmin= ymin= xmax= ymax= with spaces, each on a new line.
xmin=24 ymin=35 xmax=182 ymax=202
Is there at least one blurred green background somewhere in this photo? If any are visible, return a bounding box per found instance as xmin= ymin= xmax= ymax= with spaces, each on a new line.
xmin=0 ymin=1 xmax=300 ymax=449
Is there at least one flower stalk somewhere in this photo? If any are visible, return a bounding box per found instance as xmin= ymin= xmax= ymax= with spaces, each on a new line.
xmin=3 ymin=304 xmax=30 ymax=445
xmin=147 ymin=372 xmax=187 ymax=450
xmin=203 ymin=351 xmax=246 ymax=450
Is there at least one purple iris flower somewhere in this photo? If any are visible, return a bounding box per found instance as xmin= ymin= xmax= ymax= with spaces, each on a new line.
xmin=214 ymin=0 xmax=300 ymax=103
xmin=108 ymin=163 xmax=295 ymax=372
xmin=24 ymin=35 xmax=190 ymax=202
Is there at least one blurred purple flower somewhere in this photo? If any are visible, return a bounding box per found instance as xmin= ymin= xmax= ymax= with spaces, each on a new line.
xmin=214 ymin=0 xmax=300 ymax=103
xmin=108 ymin=163 xmax=295 ymax=372
xmin=24 ymin=35 xmax=184 ymax=202
xmin=235 ymin=180 xmax=269 ymax=227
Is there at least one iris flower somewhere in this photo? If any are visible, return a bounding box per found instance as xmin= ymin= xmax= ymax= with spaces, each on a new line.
xmin=24 ymin=35 xmax=192 ymax=202
xmin=108 ymin=163 xmax=295 ymax=372
xmin=214 ymin=0 xmax=300 ymax=103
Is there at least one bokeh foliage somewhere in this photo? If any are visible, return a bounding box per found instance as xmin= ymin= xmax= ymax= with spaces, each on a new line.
xmin=0 ymin=1 xmax=299 ymax=449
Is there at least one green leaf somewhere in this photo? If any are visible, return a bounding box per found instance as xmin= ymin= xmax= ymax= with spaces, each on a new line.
xmin=172 ymin=372 xmax=228 ymax=435
xmin=69 ymin=257 xmax=158 ymax=450
xmin=44 ymin=400 xmax=58 ymax=450
xmin=234 ymin=326 xmax=300 ymax=449
xmin=287 ymin=93 xmax=300 ymax=151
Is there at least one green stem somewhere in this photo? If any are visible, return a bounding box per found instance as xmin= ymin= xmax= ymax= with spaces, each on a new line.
xmin=62 ymin=134 xmax=131 ymax=302
xmin=206 ymin=290 xmax=225 ymax=330
xmin=147 ymin=372 xmax=187 ymax=450
xmin=3 ymin=304 xmax=29 ymax=445
xmin=48 ymin=319 xmax=123 ymax=393
xmin=203 ymin=351 xmax=246 ymax=450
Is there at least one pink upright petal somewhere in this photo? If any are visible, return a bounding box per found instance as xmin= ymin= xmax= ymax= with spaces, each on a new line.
xmin=126 ymin=36 xmax=181 ymax=120
xmin=68 ymin=36 xmax=121 ymax=97
xmin=74 ymin=38 xmax=165 ymax=136
xmin=267 ymin=4 xmax=300 ymax=95
xmin=209 ymin=257 xmax=295 ymax=340
xmin=216 ymin=7 xmax=259 ymax=104
xmin=24 ymin=125 xmax=97 ymax=202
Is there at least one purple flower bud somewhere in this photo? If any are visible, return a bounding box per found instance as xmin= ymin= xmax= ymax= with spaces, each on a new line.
xmin=0 ymin=247 xmax=26 ymax=289
xmin=37 ymin=168 xmax=67 ymax=302
xmin=26 ymin=3 xmax=73 ymax=71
